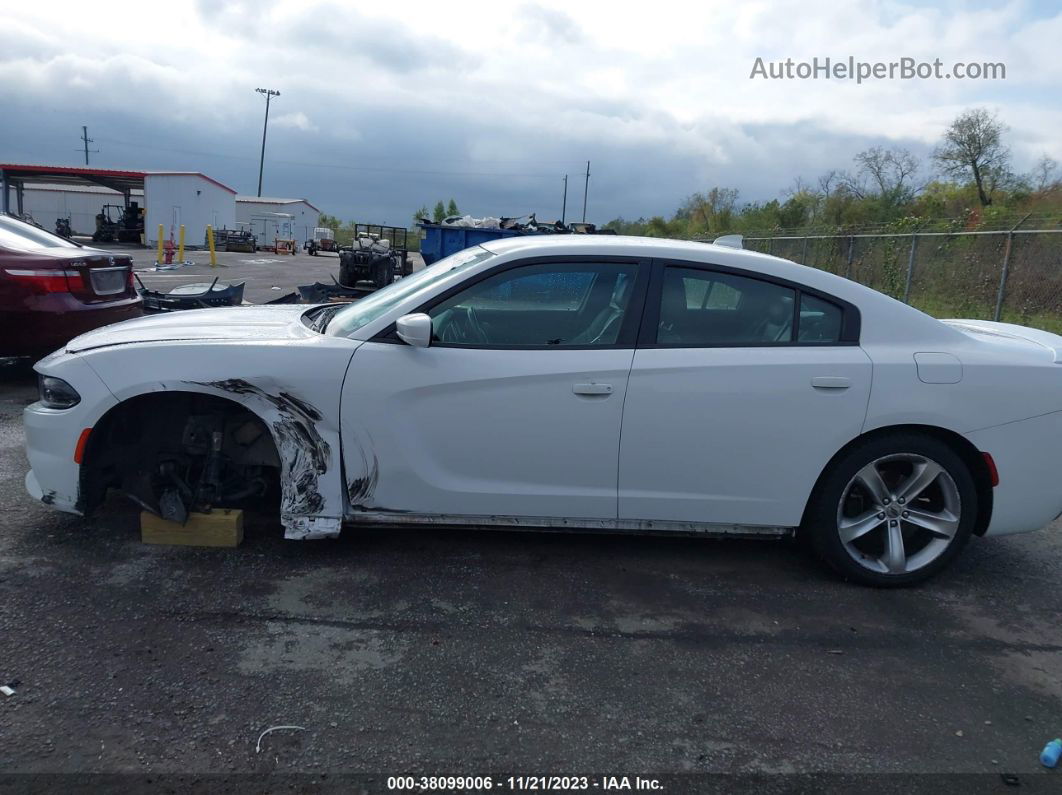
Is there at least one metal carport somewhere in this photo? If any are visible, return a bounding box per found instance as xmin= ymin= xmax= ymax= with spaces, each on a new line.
xmin=0 ymin=164 xmax=147 ymax=216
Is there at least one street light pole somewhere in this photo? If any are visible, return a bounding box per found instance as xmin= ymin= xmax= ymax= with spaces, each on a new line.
xmin=255 ymin=88 xmax=280 ymax=197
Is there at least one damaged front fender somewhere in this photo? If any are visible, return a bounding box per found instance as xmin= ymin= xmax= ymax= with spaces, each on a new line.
xmin=187 ymin=378 xmax=346 ymax=539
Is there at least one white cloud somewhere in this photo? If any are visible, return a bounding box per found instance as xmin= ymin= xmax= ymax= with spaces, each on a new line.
xmin=273 ymin=111 xmax=318 ymax=133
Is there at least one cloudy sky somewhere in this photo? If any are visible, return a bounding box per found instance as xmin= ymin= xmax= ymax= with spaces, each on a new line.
xmin=1 ymin=0 xmax=1059 ymax=226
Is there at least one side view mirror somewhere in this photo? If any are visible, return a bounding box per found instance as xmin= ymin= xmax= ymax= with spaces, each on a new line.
xmin=396 ymin=313 xmax=432 ymax=348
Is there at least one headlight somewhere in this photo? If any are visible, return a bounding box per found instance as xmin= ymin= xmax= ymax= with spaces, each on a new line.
xmin=38 ymin=375 xmax=81 ymax=409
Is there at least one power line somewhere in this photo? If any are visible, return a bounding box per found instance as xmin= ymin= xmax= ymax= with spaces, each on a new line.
xmin=77 ymin=125 xmax=99 ymax=165
xmin=581 ymin=160 xmax=590 ymax=222
xmin=255 ymin=88 xmax=280 ymax=197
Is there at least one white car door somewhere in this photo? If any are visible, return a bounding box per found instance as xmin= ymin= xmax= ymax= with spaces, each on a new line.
xmin=341 ymin=258 xmax=648 ymax=521
xmin=618 ymin=262 xmax=872 ymax=529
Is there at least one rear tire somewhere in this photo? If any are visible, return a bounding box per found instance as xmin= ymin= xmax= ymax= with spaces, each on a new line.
xmin=803 ymin=433 xmax=977 ymax=587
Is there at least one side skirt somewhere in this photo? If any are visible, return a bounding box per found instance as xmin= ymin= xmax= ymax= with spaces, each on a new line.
xmin=344 ymin=511 xmax=793 ymax=539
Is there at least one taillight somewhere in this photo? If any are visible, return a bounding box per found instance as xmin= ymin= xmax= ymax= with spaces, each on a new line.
xmin=3 ymin=268 xmax=83 ymax=294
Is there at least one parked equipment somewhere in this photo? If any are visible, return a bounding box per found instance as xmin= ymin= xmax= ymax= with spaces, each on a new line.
xmin=93 ymin=203 xmax=144 ymax=244
xmin=337 ymin=224 xmax=411 ymax=289
xmin=213 ymin=227 xmax=257 ymax=253
xmin=55 ymin=217 xmax=72 ymax=238
xmin=274 ymin=237 xmax=297 ymax=255
xmin=305 ymin=227 xmax=338 ymax=255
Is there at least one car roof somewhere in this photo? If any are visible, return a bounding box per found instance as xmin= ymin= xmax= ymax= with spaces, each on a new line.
xmin=481 ymin=234 xmax=839 ymax=289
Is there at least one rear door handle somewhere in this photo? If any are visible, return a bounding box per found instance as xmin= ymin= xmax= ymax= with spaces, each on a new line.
xmin=811 ymin=376 xmax=851 ymax=389
xmin=573 ymin=383 xmax=613 ymax=396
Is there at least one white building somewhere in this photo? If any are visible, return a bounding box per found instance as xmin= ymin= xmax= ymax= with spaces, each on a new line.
xmin=144 ymin=173 xmax=237 ymax=247
xmin=12 ymin=170 xmax=237 ymax=246
xmin=236 ymin=196 xmax=321 ymax=246
xmin=19 ymin=184 xmax=144 ymax=237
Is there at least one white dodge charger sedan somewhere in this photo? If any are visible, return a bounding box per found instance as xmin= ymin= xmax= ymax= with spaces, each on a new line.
xmin=23 ymin=235 xmax=1062 ymax=585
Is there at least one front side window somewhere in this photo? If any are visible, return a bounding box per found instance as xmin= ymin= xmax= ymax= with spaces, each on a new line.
xmin=657 ymin=267 xmax=795 ymax=345
xmin=428 ymin=262 xmax=639 ymax=347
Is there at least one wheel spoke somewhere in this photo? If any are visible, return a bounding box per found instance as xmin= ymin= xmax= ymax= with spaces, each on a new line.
xmin=884 ymin=522 xmax=907 ymax=572
xmin=903 ymin=507 xmax=959 ymax=539
xmin=854 ymin=463 xmax=889 ymax=505
xmin=896 ymin=460 xmax=943 ymax=504
xmin=839 ymin=509 xmax=885 ymax=543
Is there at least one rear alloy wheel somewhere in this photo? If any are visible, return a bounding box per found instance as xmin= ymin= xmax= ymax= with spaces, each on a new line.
xmin=806 ymin=435 xmax=977 ymax=586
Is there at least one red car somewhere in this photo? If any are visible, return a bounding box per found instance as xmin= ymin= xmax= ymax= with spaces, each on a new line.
xmin=0 ymin=214 xmax=143 ymax=359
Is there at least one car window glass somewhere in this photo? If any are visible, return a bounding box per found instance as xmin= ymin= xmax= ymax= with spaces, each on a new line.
xmin=657 ymin=267 xmax=795 ymax=345
xmin=428 ymin=262 xmax=639 ymax=347
xmin=0 ymin=215 xmax=80 ymax=250
xmin=326 ymin=246 xmax=496 ymax=337
xmin=798 ymin=293 xmax=843 ymax=342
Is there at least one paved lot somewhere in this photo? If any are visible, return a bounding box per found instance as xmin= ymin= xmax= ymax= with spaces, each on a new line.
xmin=2 ymin=360 xmax=1062 ymax=786
xmin=123 ymin=246 xmax=425 ymax=305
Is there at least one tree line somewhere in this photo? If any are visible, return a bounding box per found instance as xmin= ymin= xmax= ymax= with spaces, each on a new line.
xmin=604 ymin=108 xmax=1062 ymax=238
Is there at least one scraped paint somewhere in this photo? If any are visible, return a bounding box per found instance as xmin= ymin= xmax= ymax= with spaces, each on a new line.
xmin=187 ymin=378 xmax=342 ymax=539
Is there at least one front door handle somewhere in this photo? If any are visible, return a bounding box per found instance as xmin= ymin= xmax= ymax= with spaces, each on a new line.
xmin=811 ymin=376 xmax=851 ymax=389
xmin=573 ymin=383 xmax=613 ymax=396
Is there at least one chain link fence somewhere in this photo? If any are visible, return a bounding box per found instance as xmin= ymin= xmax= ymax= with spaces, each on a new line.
xmin=741 ymin=229 xmax=1062 ymax=333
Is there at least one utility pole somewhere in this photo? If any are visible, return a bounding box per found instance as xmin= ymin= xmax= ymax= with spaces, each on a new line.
xmin=561 ymin=175 xmax=568 ymax=225
xmin=581 ymin=160 xmax=590 ymax=223
xmin=79 ymin=126 xmax=98 ymax=165
xmin=255 ymin=88 xmax=280 ymax=197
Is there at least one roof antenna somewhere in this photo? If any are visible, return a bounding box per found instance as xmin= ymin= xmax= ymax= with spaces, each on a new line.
xmin=713 ymin=234 xmax=743 ymax=249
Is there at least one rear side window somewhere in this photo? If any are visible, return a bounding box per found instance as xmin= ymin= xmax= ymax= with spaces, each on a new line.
xmin=657 ymin=267 xmax=795 ymax=345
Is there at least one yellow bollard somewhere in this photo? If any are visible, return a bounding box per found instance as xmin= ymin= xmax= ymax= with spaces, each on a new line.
xmin=156 ymin=224 xmax=164 ymax=264
xmin=177 ymin=224 xmax=186 ymax=262
xmin=206 ymin=225 xmax=217 ymax=268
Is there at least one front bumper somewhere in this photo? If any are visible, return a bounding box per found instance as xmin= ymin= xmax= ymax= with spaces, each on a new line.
xmin=23 ymin=354 xmax=117 ymax=514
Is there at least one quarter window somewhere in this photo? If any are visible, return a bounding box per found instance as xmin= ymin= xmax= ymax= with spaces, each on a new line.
xmin=428 ymin=262 xmax=639 ymax=347
xmin=798 ymin=293 xmax=844 ymax=343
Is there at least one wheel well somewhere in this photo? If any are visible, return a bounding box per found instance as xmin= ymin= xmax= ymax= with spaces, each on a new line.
xmin=79 ymin=391 xmax=281 ymax=515
xmin=803 ymin=424 xmax=994 ymax=537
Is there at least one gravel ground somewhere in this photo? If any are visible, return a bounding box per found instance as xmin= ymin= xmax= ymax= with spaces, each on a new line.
xmin=2 ymin=360 xmax=1062 ymax=789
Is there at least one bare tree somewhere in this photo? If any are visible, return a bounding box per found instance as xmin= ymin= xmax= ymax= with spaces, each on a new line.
xmin=1031 ymin=153 xmax=1059 ymax=191
xmin=933 ymin=108 xmax=1010 ymax=206
xmin=817 ymin=170 xmax=841 ymax=197
xmin=854 ymin=146 xmax=920 ymax=203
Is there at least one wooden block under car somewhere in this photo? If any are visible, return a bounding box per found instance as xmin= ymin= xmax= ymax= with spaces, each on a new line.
xmin=140 ymin=510 xmax=244 ymax=547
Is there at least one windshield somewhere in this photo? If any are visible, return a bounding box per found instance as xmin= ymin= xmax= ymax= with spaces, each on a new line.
xmin=0 ymin=214 xmax=81 ymax=250
xmin=326 ymin=246 xmax=497 ymax=337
